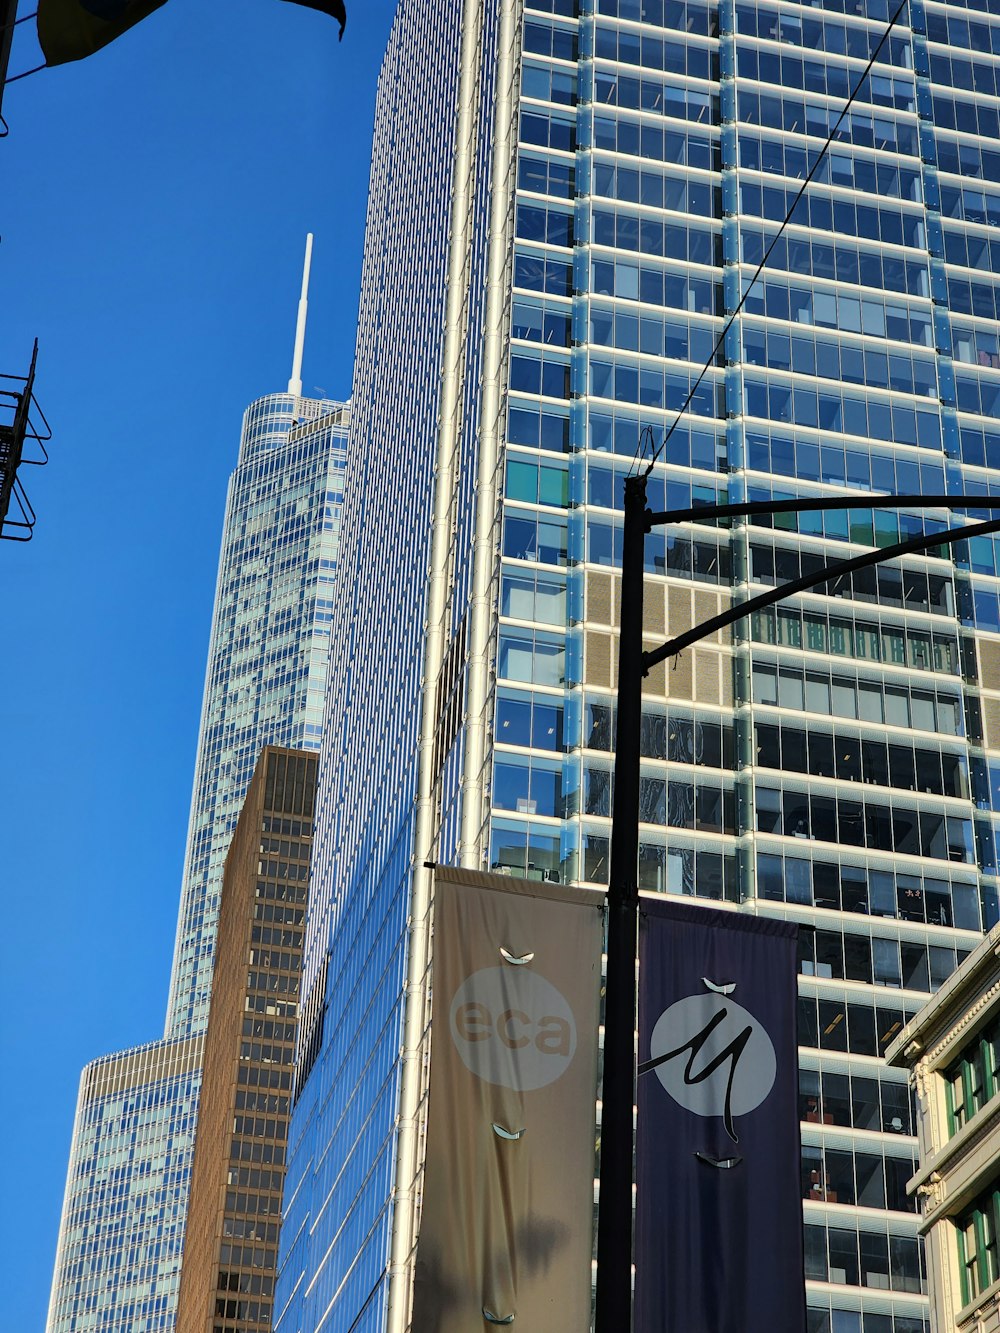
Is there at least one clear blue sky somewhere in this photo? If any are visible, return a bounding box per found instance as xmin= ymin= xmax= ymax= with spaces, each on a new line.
xmin=0 ymin=1 xmax=396 ymax=1323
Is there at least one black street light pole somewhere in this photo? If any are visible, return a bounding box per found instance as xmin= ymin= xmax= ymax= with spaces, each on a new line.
xmin=593 ymin=472 xmax=647 ymax=1332
xmin=593 ymin=484 xmax=1000 ymax=1333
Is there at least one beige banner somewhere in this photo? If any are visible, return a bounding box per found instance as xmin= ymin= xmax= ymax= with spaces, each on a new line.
xmin=411 ymin=867 xmax=604 ymax=1332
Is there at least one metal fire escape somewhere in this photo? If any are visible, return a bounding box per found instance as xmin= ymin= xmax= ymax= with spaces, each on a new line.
xmin=1 ymin=11 xmax=52 ymax=539
xmin=0 ymin=341 xmax=51 ymax=541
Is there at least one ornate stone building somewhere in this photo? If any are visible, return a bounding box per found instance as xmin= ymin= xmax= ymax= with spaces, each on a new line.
xmin=889 ymin=925 xmax=1000 ymax=1333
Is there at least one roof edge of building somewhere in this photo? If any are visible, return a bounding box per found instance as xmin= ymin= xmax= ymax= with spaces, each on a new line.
xmin=886 ymin=921 xmax=1000 ymax=1069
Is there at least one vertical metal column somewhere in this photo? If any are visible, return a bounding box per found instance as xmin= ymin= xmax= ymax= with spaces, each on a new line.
xmin=594 ymin=471 xmax=647 ymax=1332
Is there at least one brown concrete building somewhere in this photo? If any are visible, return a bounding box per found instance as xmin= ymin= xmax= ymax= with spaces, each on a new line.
xmin=177 ymin=747 xmax=317 ymax=1333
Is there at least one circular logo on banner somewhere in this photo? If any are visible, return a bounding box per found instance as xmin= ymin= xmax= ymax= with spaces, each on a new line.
xmin=449 ymin=967 xmax=577 ymax=1091
xmin=648 ymin=992 xmax=776 ymax=1124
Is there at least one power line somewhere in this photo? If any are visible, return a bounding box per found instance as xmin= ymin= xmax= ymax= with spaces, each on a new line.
xmin=3 ymin=60 xmax=43 ymax=85
xmin=0 ymin=10 xmax=36 ymax=33
xmin=636 ymin=0 xmax=911 ymax=475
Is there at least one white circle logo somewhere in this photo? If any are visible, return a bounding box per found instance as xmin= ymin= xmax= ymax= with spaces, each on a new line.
xmin=647 ymin=993 xmax=776 ymax=1136
xmin=449 ymin=966 xmax=577 ymax=1091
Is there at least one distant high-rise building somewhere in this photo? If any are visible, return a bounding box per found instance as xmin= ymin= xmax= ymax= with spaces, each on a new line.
xmin=168 ymin=236 xmax=343 ymax=1041
xmin=276 ymin=3 xmax=1000 ymax=1332
xmin=177 ymin=746 xmax=317 ymax=1333
xmin=47 ymin=240 xmax=349 ymax=1333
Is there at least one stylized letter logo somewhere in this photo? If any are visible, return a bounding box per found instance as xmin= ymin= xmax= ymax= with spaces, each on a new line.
xmin=641 ymin=993 xmax=777 ymax=1141
xmin=449 ymin=967 xmax=577 ymax=1090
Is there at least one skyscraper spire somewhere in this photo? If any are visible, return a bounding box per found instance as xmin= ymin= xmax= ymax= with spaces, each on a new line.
xmin=47 ymin=361 xmax=350 ymax=1333
xmin=288 ymin=232 xmax=313 ymax=397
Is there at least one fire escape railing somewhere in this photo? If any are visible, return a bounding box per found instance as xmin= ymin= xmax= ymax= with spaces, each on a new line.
xmin=1 ymin=341 xmax=52 ymax=542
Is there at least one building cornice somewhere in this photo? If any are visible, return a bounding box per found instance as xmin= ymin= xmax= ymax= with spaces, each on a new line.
xmin=887 ymin=924 xmax=1000 ymax=1068
xmin=923 ymin=976 xmax=1000 ymax=1073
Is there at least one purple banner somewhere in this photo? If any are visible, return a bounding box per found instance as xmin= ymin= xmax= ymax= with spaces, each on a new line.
xmin=634 ymin=899 xmax=805 ymax=1333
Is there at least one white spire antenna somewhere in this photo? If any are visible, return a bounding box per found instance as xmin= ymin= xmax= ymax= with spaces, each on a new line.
xmin=287 ymin=233 xmax=313 ymax=397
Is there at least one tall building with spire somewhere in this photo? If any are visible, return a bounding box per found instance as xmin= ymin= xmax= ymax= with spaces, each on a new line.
xmin=165 ymin=236 xmax=344 ymax=1041
xmin=46 ymin=240 xmax=350 ymax=1333
xmin=276 ymin=2 xmax=1000 ymax=1332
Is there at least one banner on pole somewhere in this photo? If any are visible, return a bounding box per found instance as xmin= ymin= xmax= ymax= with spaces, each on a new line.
xmin=38 ymin=0 xmax=166 ymax=66
xmin=37 ymin=0 xmax=345 ymax=67
xmin=635 ymin=898 xmax=805 ymax=1333
xmin=412 ymin=867 xmax=603 ymax=1332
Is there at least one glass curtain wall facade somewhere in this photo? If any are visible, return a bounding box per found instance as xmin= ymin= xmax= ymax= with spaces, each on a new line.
xmin=45 ymin=1036 xmax=205 ymax=1333
xmin=278 ymin=1 xmax=1000 ymax=1332
xmin=47 ymin=394 xmax=349 ymax=1333
xmin=276 ymin=2 xmax=475 ymax=1327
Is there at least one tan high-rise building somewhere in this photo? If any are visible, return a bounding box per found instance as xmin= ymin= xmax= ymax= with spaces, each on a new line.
xmin=177 ymin=747 xmax=317 ymax=1333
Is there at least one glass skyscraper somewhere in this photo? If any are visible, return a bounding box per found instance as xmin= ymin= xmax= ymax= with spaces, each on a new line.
xmin=47 ymin=320 xmax=350 ymax=1330
xmin=277 ymin=2 xmax=1000 ymax=1332
xmin=166 ymin=390 xmax=348 ymax=1040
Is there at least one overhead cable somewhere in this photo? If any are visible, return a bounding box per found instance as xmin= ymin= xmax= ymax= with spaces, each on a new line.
xmin=636 ymin=0 xmax=911 ymax=475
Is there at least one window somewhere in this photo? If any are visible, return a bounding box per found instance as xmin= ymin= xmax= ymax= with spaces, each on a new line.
xmin=958 ymin=1184 xmax=1000 ymax=1305
xmin=498 ymin=629 xmax=565 ymax=686
xmin=800 ymin=1143 xmax=917 ymax=1215
xmin=947 ymin=1019 xmax=1000 ymax=1133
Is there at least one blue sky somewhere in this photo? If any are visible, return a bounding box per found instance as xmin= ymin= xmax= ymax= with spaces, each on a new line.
xmin=0 ymin=1 xmax=396 ymax=1323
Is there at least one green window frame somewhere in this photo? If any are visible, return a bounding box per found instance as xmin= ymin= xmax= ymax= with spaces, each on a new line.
xmin=989 ymin=1026 xmax=1000 ymax=1095
xmin=957 ymin=1184 xmax=1000 ymax=1306
xmin=949 ymin=1065 xmax=970 ymax=1132
xmin=947 ymin=1020 xmax=1000 ymax=1135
